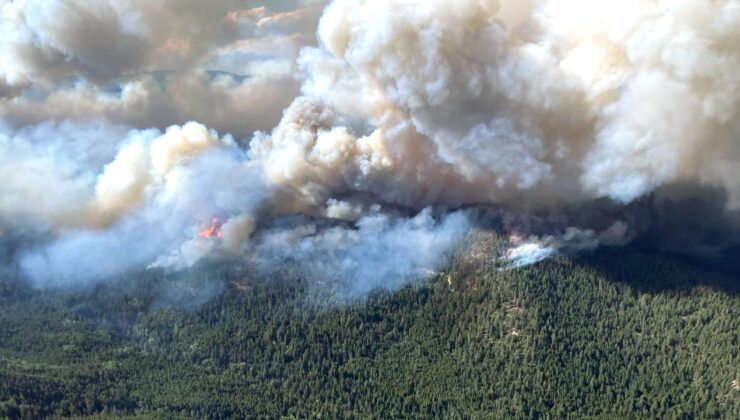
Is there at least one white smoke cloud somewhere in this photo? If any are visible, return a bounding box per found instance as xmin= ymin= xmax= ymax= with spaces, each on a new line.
xmin=284 ymin=0 xmax=739 ymax=209
xmin=505 ymin=242 xmax=558 ymax=269
xmin=0 ymin=0 xmax=326 ymax=137
xmin=19 ymin=126 xmax=269 ymax=287
xmin=254 ymin=209 xmax=471 ymax=298
xmin=0 ymin=0 xmax=325 ymax=85
xmin=1 ymin=70 xmax=300 ymax=139
xmin=2 ymin=0 xmax=739 ymax=295
xmin=503 ymin=222 xmax=629 ymax=269
xmin=0 ymin=120 xmax=131 ymax=229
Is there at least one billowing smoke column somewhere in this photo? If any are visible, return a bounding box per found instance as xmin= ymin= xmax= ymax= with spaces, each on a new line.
xmin=1 ymin=0 xmax=739 ymax=294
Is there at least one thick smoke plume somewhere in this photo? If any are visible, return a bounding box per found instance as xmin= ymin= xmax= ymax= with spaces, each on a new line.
xmin=1 ymin=0 xmax=739 ymax=297
xmin=1 ymin=0 xmax=324 ymax=137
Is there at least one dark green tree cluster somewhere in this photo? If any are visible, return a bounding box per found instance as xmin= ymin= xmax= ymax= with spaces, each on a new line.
xmin=0 ymin=243 xmax=738 ymax=418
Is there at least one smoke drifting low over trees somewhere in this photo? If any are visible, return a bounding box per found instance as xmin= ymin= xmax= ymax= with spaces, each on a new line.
xmin=1 ymin=0 xmax=739 ymax=295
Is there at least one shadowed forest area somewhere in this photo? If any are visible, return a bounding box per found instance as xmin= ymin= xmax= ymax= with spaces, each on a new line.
xmin=0 ymin=239 xmax=738 ymax=418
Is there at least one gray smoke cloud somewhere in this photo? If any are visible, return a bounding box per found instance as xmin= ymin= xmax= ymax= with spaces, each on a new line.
xmin=1 ymin=0 xmax=739 ymax=298
xmin=0 ymin=0 xmax=326 ymax=137
xmin=253 ymin=209 xmax=470 ymax=299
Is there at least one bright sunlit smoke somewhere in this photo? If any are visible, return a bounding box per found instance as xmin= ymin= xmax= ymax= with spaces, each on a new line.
xmin=0 ymin=0 xmax=738 ymax=297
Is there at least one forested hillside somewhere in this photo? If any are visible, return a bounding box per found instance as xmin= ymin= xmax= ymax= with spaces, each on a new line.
xmin=1 ymin=239 xmax=738 ymax=418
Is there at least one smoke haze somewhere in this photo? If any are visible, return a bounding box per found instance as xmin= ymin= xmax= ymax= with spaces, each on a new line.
xmin=1 ymin=0 xmax=739 ymax=297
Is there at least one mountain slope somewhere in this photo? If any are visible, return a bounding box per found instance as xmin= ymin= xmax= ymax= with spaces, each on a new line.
xmin=0 ymin=243 xmax=738 ymax=418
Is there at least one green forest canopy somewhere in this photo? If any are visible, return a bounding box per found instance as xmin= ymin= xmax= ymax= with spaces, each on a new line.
xmin=0 ymin=240 xmax=738 ymax=418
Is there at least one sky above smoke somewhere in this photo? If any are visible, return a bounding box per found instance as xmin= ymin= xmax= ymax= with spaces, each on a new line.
xmin=1 ymin=0 xmax=739 ymax=295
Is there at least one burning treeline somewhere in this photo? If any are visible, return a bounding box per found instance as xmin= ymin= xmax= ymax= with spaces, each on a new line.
xmin=1 ymin=0 xmax=739 ymax=295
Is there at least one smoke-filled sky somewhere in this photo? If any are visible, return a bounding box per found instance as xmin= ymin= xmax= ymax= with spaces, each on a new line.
xmin=1 ymin=0 xmax=739 ymax=295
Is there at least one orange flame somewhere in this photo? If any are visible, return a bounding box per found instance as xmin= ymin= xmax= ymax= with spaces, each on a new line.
xmin=198 ymin=218 xmax=223 ymax=239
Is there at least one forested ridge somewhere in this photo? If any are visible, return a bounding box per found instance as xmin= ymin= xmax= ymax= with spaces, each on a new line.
xmin=0 ymin=239 xmax=738 ymax=418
